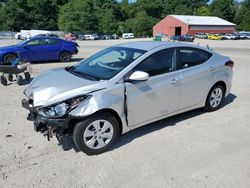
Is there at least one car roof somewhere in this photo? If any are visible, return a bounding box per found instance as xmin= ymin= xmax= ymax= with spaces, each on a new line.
xmin=115 ymin=41 xmax=202 ymax=51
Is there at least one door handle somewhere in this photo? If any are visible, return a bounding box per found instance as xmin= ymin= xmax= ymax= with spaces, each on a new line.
xmin=210 ymin=66 xmax=215 ymax=71
xmin=171 ymin=78 xmax=179 ymax=84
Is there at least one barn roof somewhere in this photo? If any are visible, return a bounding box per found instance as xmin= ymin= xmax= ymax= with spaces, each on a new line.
xmin=171 ymin=15 xmax=235 ymax=26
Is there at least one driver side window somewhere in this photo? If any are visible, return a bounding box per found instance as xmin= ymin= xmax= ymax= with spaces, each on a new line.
xmin=135 ymin=48 xmax=176 ymax=77
xmin=26 ymin=39 xmax=40 ymax=46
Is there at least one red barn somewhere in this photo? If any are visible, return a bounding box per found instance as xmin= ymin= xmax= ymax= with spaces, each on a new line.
xmin=153 ymin=15 xmax=236 ymax=36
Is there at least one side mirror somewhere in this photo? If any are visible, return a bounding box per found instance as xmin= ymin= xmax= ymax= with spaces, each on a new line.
xmin=128 ymin=71 xmax=149 ymax=81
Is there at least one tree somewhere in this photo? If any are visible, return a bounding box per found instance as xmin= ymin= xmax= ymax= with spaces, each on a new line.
xmin=209 ymin=0 xmax=236 ymax=22
xmin=0 ymin=4 xmax=8 ymax=30
xmin=162 ymin=0 xmax=209 ymax=16
xmin=197 ymin=6 xmax=211 ymax=16
xmin=125 ymin=11 xmax=158 ymax=36
xmin=58 ymin=0 xmax=98 ymax=33
xmin=2 ymin=0 xmax=31 ymax=31
xmin=236 ymin=0 xmax=250 ymax=30
xmin=135 ymin=0 xmax=163 ymax=18
xmin=99 ymin=9 xmax=118 ymax=34
xmin=27 ymin=0 xmax=65 ymax=30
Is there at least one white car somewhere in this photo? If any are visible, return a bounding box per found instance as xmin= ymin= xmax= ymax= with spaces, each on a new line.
xmin=122 ymin=33 xmax=135 ymax=39
xmin=225 ymin=34 xmax=237 ymax=40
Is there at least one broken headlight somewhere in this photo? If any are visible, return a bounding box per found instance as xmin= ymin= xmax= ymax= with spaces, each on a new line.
xmin=38 ymin=95 xmax=90 ymax=118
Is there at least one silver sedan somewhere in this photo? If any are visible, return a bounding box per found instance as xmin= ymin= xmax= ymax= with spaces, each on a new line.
xmin=22 ymin=41 xmax=234 ymax=155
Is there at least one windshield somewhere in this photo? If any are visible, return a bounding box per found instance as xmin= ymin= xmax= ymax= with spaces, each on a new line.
xmin=67 ymin=47 xmax=146 ymax=80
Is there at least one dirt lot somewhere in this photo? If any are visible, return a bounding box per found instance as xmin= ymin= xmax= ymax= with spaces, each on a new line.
xmin=0 ymin=38 xmax=250 ymax=188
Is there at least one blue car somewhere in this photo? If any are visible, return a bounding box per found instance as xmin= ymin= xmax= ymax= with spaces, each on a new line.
xmin=0 ymin=37 xmax=79 ymax=64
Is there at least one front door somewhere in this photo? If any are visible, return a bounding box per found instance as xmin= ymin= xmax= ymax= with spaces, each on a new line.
xmin=20 ymin=39 xmax=42 ymax=61
xmin=125 ymin=48 xmax=182 ymax=127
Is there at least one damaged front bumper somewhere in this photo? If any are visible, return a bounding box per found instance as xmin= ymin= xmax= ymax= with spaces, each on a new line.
xmin=22 ymin=98 xmax=74 ymax=140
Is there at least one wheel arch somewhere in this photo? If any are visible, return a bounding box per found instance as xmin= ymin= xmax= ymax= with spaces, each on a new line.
xmin=69 ymin=108 xmax=123 ymax=136
xmin=59 ymin=50 xmax=72 ymax=57
xmin=88 ymin=108 xmax=123 ymax=135
xmin=2 ymin=52 xmax=17 ymax=62
xmin=211 ymin=81 xmax=227 ymax=93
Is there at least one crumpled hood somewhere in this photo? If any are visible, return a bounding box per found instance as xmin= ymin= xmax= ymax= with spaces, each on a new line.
xmin=24 ymin=68 xmax=108 ymax=107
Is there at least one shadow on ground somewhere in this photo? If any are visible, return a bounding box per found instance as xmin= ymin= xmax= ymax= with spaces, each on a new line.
xmin=58 ymin=93 xmax=237 ymax=153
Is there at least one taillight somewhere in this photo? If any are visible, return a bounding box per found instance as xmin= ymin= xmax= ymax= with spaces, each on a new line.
xmin=225 ymin=60 xmax=234 ymax=68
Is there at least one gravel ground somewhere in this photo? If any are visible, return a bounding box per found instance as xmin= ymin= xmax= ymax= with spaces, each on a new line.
xmin=0 ymin=38 xmax=250 ymax=188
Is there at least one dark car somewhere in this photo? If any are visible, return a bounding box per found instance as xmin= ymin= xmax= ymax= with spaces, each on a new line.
xmin=0 ymin=37 xmax=78 ymax=64
xmin=171 ymin=34 xmax=194 ymax=42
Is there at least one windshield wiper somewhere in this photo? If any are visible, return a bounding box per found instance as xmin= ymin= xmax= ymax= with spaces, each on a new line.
xmin=71 ymin=70 xmax=100 ymax=81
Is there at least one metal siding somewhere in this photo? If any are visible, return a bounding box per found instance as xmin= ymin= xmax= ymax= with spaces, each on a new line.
xmin=153 ymin=15 xmax=236 ymax=36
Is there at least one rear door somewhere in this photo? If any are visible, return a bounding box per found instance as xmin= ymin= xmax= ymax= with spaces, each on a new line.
xmin=177 ymin=47 xmax=213 ymax=109
xmin=125 ymin=48 xmax=182 ymax=127
xmin=39 ymin=38 xmax=61 ymax=61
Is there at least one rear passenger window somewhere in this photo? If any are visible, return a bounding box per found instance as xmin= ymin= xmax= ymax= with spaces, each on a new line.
xmin=41 ymin=39 xmax=58 ymax=45
xmin=179 ymin=48 xmax=212 ymax=69
xmin=135 ymin=48 xmax=176 ymax=77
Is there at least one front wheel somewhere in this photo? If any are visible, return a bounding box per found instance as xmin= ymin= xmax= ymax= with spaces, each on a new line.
xmin=3 ymin=54 xmax=17 ymax=64
xmin=205 ymin=85 xmax=225 ymax=112
xmin=73 ymin=112 xmax=120 ymax=155
xmin=59 ymin=51 xmax=71 ymax=62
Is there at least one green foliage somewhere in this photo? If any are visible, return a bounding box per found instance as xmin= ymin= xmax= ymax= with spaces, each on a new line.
xmin=162 ymin=0 xmax=209 ymax=16
xmin=236 ymin=0 xmax=250 ymax=30
xmin=0 ymin=5 xmax=8 ymax=30
xmin=0 ymin=0 xmax=68 ymax=31
xmin=0 ymin=0 xmax=249 ymax=33
xmin=197 ymin=6 xmax=211 ymax=16
xmin=124 ymin=11 xmax=158 ymax=36
xmin=58 ymin=0 xmax=98 ymax=33
xmin=210 ymin=0 xmax=236 ymax=22
xmin=98 ymin=9 xmax=118 ymax=34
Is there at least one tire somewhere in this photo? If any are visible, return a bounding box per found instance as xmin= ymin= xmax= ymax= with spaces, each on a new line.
xmin=3 ymin=54 xmax=17 ymax=64
xmin=17 ymin=75 xmax=23 ymax=85
xmin=73 ymin=112 xmax=120 ymax=155
xmin=0 ymin=75 xmax=8 ymax=86
xmin=7 ymin=74 xmax=14 ymax=82
xmin=24 ymin=72 xmax=31 ymax=81
xmin=204 ymin=85 xmax=225 ymax=112
xmin=59 ymin=51 xmax=71 ymax=62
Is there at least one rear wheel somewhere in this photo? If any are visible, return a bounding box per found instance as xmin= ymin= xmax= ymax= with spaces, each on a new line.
xmin=73 ymin=112 xmax=120 ymax=155
xmin=59 ymin=51 xmax=71 ymax=62
xmin=205 ymin=85 xmax=225 ymax=112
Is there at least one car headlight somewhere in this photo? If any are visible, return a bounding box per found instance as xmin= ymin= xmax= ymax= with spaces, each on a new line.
xmin=38 ymin=95 xmax=91 ymax=118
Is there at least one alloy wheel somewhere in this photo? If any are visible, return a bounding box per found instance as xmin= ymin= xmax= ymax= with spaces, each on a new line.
xmin=210 ymin=88 xmax=223 ymax=108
